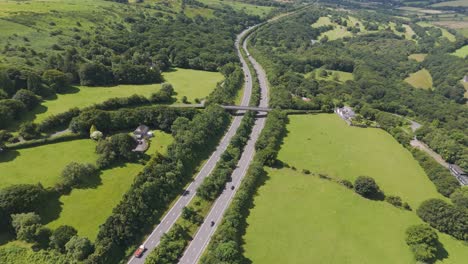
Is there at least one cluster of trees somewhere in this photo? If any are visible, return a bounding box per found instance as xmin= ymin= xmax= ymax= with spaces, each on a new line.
xmin=201 ymin=110 xmax=287 ymax=263
xmin=412 ymin=149 xmax=461 ymax=197
xmin=198 ymin=111 xmax=255 ymax=200
xmin=96 ymin=133 xmax=137 ymax=168
xmin=86 ymin=106 xmax=229 ymax=263
xmin=206 ymin=63 xmax=244 ymax=105
xmin=69 ymin=105 xmax=196 ymax=135
xmin=417 ymin=125 xmax=467 ymax=171
xmin=417 ymin=198 xmax=468 ymax=241
xmin=405 ymin=224 xmax=441 ymax=262
xmin=10 ymin=213 xmax=93 ymax=261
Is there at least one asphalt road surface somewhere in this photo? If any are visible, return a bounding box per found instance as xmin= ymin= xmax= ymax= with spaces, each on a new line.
xmin=177 ymin=27 xmax=270 ymax=264
xmin=127 ymin=26 xmax=255 ymax=264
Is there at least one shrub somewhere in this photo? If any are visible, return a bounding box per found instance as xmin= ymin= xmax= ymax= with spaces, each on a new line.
xmin=65 ymin=236 xmax=94 ymax=261
xmin=450 ymin=187 xmax=468 ymax=210
xmin=18 ymin=122 xmax=40 ymax=140
xmin=385 ymin=195 xmax=402 ymax=208
xmin=339 ymin=179 xmax=353 ymax=189
xmin=302 ymin=169 xmax=311 ymax=174
xmin=59 ymin=162 xmax=98 ymax=189
xmin=50 ymin=225 xmax=78 ymax=252
xmin=12 ymin=89 xmax=40 ymax=110
xmin=354 ymin=176 xmax=381 ymax=198
xmin=11 ymin=212 xmax=42 ymax=242
xmin=405 ymin=224 xmax=439 ymax=262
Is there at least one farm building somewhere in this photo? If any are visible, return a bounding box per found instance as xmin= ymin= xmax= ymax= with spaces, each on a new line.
xmin=336 ymin=106 xmax=356 ymax=125
xmin=134 ymin=125 xmax=150 ymax=139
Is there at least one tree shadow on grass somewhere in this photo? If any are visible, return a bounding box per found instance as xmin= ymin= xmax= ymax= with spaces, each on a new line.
xmin=0 ymin=231 xmax=16 ymax=246
xmin=78 ymin=170 xmax=103 ymax=189
xmin=6 ymin=104 xmax=48 ymax=131
xmin=366 ymin=191 xmax=386 ymax=201
xmin=37 ymin=191 xmax=63 ymax=224
xmin=0 ymin=150 xmax=20 ymax=163
xmin=434 ymin=240 xmax=449 ymax=262
xmin=58 ymin=86 xmax=80 ymax=95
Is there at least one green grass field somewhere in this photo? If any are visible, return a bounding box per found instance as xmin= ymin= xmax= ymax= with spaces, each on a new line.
xmin=408 ymin=53 xmax=427 ymax=62
xmin=405 ymin=69 xmax=433 ymax=90
xmin=243 ymin=168 xmax=468 ymax=264
xmin=33 ymin=68 xmax=222 ymax=122
xmin=0 ymin=139 xmax=98 ymax=188
xmin=452 ymin=45 xmax=468 ymax=58
xmin=243 ymin=114 xmax=468 ymax=263
xmin=45 ymin=131 xmax=172 ymax=240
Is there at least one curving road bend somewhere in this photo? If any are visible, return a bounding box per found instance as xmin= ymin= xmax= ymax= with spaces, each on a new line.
xmin=127 ymin=26 xmax=255 ymax=264
xmin=178 ymin=27 xmax=270 ymax=264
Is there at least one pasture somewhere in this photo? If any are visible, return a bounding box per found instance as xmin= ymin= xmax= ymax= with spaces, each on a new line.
xmin=452 ymin=45 xmax=468 ymax=58
xmin=405 ymin=69 xmax=433 ymax=90
xmin=276 ymin=114 xmax=443 ymax=207
xmin=243 ymin=168 xmax=468 ymax=264
xmin=308 ymin=69 xmax=353 ymax=83
xmin=242 ymin=114 xmax=468 ymax=263
xmin=45 ymin=132 xmax=172 ymax=240
xmin=33 ymin=68 xmax=222 ymax=122
xmin=0 ymin=139 xmax=98 ymax=188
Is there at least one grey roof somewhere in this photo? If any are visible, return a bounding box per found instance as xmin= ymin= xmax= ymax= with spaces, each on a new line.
xmin=134 ymin=125 xmax=149 ymax=134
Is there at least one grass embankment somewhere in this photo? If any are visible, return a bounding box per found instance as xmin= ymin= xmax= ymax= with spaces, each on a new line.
xmin=44 ymin=131 xmax=173 ymax=241
xmin=243 ymin=114 xmax=468 ymax=263
xmin=405 ymin=69 xmax=433 ymax=90
xmin=33 ymin=68 xmax=222 ymax=122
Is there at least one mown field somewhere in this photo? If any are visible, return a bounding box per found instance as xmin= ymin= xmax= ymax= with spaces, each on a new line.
xmin=405 ymin=69 xmax=433 ymax=90
xmin=33 ymin=68 xmax=222 ymax=122
xmin=46 ymin=130 xmax=173 ymax=240
xmin=243 ymin=114 xmax=468 ymax=263
xmin=0 ymin=139 xmax=98 ymax=188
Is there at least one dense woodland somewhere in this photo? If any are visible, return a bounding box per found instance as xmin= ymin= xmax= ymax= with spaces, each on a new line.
xmin=0 ymin=0 xmax=262 ymax=132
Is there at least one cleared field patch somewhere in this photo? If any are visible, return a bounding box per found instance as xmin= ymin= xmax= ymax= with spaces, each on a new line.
xmin=452 ymin=45 xmax=468 ymax=58
xmin=311 ymin=16 xmax=334 ymax=27
xmin=432 ymin=0 xmax=468 ymax=7
xmin=408 ymin=53 xmax=427 ymax=62
xmin=389 ymin=22 xmax=415 ymax=40
xmin=277 ymin=114 xmax=443 ymax=207
xmin=463 ymin=81 xmax=468 ymax=98
xmin=417 ymin=22 xmax=456 ymax=42
xmin=0 ymin=139 xmax=98 ymax=188
xmin=198 ymin=0 xmax=273 ymax=17
xmin=405 ymin=69 xmax=433 ymax=90
xmin=243 ymin=167 xmax=468 ymax=264
xmin=45 ymin=131 xmax=172 ymax=240
xmin=33 ymin=68 xmax=222 ymax=122
xmin=308 ymin=69 xmax=353 ymax=83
